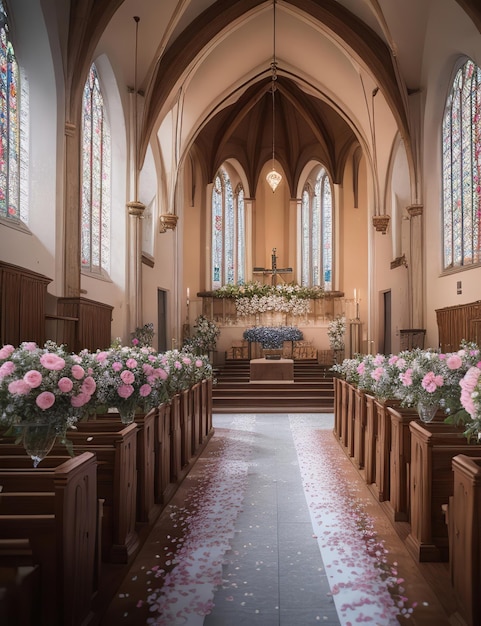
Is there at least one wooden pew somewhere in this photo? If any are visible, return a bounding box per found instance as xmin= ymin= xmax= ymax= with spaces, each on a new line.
xmin=448 ymin=454 xmax=481 ymax=626
xmin=86 ymin=412 xmax=159 ymax=526
xmin=353 ymin=386 xmax=366 ymax=469
xmin=0 ymin=423 xmax=139 ymax=564
xmin=180 ymin=388 xmax=193 ymax=467
xmin=363 ymin=394 xmax=377 ymax=485
xmin=0 ymin=452 xmax=97 ymax=626
xmin=372 ymin=399 xmax=392 ymax=502
xmin=156 ymin=402 xmax=174 ymax=505
xmin=333 ymin=377 xmax=342 ymax=439
xmin=406 ymin=421 xmax=481 ymax=562
xmin=201 ymin=377 xmax=213 ymax=441
xmin=0 ymin=563 xmax=40 ymax=626
xmin=58 ymin=421 xmax=139 ymax=563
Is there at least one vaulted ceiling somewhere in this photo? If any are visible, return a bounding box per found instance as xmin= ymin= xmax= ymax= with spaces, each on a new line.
xmin=67 ymin=0 xmax=481 ymax=196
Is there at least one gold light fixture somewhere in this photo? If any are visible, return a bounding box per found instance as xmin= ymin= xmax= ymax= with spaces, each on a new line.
xmin=266 ymin=0 xmax=282 ymax=192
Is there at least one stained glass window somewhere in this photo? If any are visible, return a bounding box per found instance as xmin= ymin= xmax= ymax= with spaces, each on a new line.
xmin=81 ymin=64 xmax=111 ymax=275
xmin=442 ymin=58 xmax=481 ymax=270
xmin=211 ymin=169 xmax=245 ymax=288
xmin=0 ymin=0 xmax=20 ymax=221
xmin=300 ymin=167 xmax=333 ymax=289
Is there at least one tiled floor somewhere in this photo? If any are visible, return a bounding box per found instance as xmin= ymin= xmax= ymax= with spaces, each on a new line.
xmin=100 ymin=413 xmax=455 ymax=626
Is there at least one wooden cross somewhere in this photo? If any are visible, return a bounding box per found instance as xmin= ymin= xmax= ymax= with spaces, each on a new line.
xmin=253 ymin=248 xmax=292 ymax=285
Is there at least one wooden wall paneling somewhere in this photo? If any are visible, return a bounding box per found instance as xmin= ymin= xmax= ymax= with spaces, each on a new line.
xmin=57 ymin=297 xmax=113 ymax=352
xmin=436 ymin=301 xmax=481 ymax=352
xmin=0 ymin=261 xmax=51 ymax=347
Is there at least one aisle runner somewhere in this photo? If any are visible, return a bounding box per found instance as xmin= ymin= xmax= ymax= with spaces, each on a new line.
xmin=146 ymin=415 xmax=256 ymax=626
xmin=289 ymin=414 xmax=415 ymax=625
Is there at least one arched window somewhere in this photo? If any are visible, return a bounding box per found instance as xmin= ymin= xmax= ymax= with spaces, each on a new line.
xmin=442 ymin=58 xmax=481 ymax=270
xmin=211 ymin=169 xmax=245 ymax=288
xmin=0 ymin=0 xmax=27 ymax=223
xmin=300 ymin=167 xmax=333 ymax=289
xmin=81 ymin=63 xmax=111 ymax=275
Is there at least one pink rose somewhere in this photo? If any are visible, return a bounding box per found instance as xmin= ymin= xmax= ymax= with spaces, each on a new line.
xmin=132 ymin=338 xmax=139 ymax=346
xmin=96 ymin=351 xmax=108 ymax=363
xmin=373 ymin=354 xmax=385 ymax=366
xmin=71 ymin=364 xmax=85 ymax=380
xmin=155 ymin=367 xmax=168 ymax=380
xmin=148 ymin=355 xmax=156 ymax=362
xmin=36 ymin=391 xmax=55 ymax=410
xmin=40 ymin=353 xmax=66 ymax=371
xmin=112 ymin=362 xmax=123 ymax=372
xmin=421 ymin=371 xmax=443 ymax=393
xmin=81 ymin=376 xmax=96 ymax=395
xmin=71 ymin=392 xmax=91 ymax=408
xmin=71 ymin=354 xmax=82 ymax=363
xmin=22 ymin=342 xmax=37 ymax=352
xmin=388 ymin=355 xmax=398 ymax=366
xmin=139 ymin=384 xmax=152 ymax=397
xmin=8 ymin=379 xmax=31 ymax=395
xmin=182 ymin=357 xmax=192 ymax=365
xmin=143 ymin=364 xmax=154 ymax=376
xmin=174 ymin=361 xmax=182 ymax=370
xmin=356 ymin=362 xmax=365 ymax=375
xmin=0 ymin=361 xmax=15 ymax=378
xmin=23 ymin=370 xmax=43 ymax=388
xmin=400 ymin=368 xmax=413 ymax=387
xmin=0 ymin=344 xmax=15 ymax=359
xmin=195 ymin=359 xmax=203 ymax=367
xmin=371 ymin=367 xmax=384 ymax=382
xmin=120 ymin=370 xmax=135 ymax=384
xmin=58 ymin=377 xmax=74 ymax=392
xmin=117 ymin=384 xmax=134 ymax=399
xmin=126 ymin=358 xmax=138 ymax=369
xmin=446 ymin=354 xmax=462 ymax=370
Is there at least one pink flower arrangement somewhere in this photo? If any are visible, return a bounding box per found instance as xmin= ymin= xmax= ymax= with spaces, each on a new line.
xmin=0 ymin=341 xmax=97 ymax=437
xmin=93 ymin=346 xmax=172 ymax=422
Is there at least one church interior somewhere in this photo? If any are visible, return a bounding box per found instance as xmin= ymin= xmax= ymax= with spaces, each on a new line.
xmin=2 ymin=0 xmax=481 ymax=625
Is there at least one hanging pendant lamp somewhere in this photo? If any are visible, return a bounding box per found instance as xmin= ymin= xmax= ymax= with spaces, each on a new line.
xmin=266 ymin=0 xmax=282 ymax=192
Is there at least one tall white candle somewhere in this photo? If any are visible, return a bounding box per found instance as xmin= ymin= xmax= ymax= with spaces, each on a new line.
xmin=187 ymin=287 xmax=190 ymax=304
xmin=354 ymin=288 xmax=357 ymax=302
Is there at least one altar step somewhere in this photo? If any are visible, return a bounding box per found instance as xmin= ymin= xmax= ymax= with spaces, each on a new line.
xmin=212 ymin=359 xmax=335 ymax=413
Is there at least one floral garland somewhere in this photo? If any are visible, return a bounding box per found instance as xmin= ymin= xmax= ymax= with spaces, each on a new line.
xmin=214 ymin=281 xmax=323 ymax=317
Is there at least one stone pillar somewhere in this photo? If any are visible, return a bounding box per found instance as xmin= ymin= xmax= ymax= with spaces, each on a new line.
xmin=407 ymin=204 xmax=423 ymax=328
xmin=64 ymin=122 xmax=81 ymax=297
xmin=127 ymin=200 xmax=145 ymax=332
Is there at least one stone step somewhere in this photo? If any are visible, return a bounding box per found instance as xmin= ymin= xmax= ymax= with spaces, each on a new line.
xmin=212 ymin=358 xmax=335 ymax=413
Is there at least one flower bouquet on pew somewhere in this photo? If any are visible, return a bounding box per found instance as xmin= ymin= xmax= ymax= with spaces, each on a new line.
xmin=0 ymin=341 xmax=97 ymax=465
xmin=160 ymin=349 xmax=212 ymax=398
xmin=92 ymin=345 xmax=170 ymax=424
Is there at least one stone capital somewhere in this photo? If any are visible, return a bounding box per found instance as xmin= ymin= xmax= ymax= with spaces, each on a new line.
xmin=407 ymin=203 xmax=423 ymax=217
xmin=127 ymin=200 xmax=146 ymax=217
xmin=372 ymin=214 xmax=390 ymax=234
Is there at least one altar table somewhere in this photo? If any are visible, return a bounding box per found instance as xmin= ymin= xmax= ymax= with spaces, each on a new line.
xmin=249 ymin=358 xmax=294 ymax=382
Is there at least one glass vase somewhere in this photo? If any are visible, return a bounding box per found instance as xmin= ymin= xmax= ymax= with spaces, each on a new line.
xmin=117 ymin=405 xmax=136 ymax=425
xmin=22 ymin=421 xmax=57 ymax=467
xmin=416 ymin=401 xmax=439 ymax=423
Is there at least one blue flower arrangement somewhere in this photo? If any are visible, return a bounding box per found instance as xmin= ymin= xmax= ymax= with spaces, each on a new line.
xmin=243 ymin=326 xmax=303 ymax=349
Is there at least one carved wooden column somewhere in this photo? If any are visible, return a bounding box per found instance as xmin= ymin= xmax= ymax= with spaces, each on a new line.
xmin=64 ymin=121 xmax=81 ymax=298
xmin=407 ymin=204 xmax=423 ymax=329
